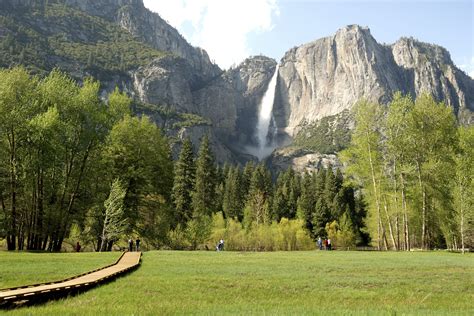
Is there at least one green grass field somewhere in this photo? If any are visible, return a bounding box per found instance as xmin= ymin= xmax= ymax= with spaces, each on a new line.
xmin=1 ymin=251 xmax=473 ymax=315
xmin=0 ymin=252 xmax=120 ymax=289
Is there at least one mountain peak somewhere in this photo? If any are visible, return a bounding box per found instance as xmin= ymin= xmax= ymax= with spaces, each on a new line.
xmin=392 ymin=36 xmax=452 ymax=65
xmin=339 ymin=24 xmax=371 ymax=34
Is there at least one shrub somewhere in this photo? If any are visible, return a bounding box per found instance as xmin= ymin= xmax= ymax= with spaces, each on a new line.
xmin=206 ymin=215 xmax=314 ymax=251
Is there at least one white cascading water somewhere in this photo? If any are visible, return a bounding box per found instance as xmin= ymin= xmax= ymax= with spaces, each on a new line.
xmin=252 ymin=65 xmax=279 ymax=160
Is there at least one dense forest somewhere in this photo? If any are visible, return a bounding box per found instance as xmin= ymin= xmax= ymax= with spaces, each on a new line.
xmin=0 ymin=68 xmax=471 ymax=252
xmin=0 ymin=67 xmax=366 ymax=251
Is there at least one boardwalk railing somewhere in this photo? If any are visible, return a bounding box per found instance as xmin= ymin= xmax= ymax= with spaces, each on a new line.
xmin=0 ymin=251 xmax=141 ymax=307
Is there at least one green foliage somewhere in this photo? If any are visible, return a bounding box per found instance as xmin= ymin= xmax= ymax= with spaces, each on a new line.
xmin=0 ymin=67 xmax=174 ymax=251
xmin=206 ymin=213 xmax=314 ymax=251
xmin=453 ymin=126 xmax=474 ymax=252
xmin=100 ymin=178 xmax=127 ymax=251
xmin=171 ymin=138 xmax=195 ymax=226
xmin=293 ymin=110 xmax=352 ymax=154
xmin=185 ymin=215 xmax=213 ymax=250
xmin=341 ymin=93 xmax=466 ymax=250
xmin=325 ymin=212 xmax=357 ymax=249
xmin=0 ymin=67 xmax=369 ymax=251
xmin=192 ymin=136 xmax=217 ymax=217
xmin=172 ymin=113 xmax=212 ymax=129
xmin=0 ymin=3 xmax=167 ymax=76
xmin=104 ymin=114 xmax=174 ymax=245
xmin=222 ymin=166 xmax=244 ymax=221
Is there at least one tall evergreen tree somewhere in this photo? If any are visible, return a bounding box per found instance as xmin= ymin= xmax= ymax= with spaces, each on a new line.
xmin=297 ymin=172 xmax=316 ymax=235
xmin=192 ymin=135 xmax=217 ymax=217
xmin=243 ymin=164 xmax=272 ymax=227
xmin=171 ymin=138 xmax=195 ymax=227
xmin=223 ymin=166 xmax=244 ymax=220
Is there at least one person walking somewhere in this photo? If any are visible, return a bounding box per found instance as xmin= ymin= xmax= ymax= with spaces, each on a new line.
xmin=75 ymin=241 xmax=81 ymax=252
xmin=327 ymin=238 xmax=332 ymax=251
xmin=219 ymin=239 xmax=224 ymax=251
xmin=216 ymin=239 xmax=224 ymax=251
xmin=317 ymin=237 xmax=323 ymax=250
xmin=135 ymin=237 xmax=141 ymax=252
xmin=128 ymin=238 xmax=133 ymax=252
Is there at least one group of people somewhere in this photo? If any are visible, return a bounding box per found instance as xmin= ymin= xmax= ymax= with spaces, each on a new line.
xmin=317 ymin=237 xmax=332 ymax=250
xmin=128 ymin=237 xmax=141 ymax=252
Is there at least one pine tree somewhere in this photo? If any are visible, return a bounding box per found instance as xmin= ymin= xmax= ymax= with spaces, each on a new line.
xmin=223 ymin=166 xmax=244 ymax=220
xmin=192 ymin=135 xmax=217 ymax=217
xmin=241 ymin=161 xmax=255 ymax=200
xmin=323 ymin=168 xmax=338 ymax=219
xmin=243 ymin=164 xmax=272 ymax=227
xmin=273 ymin=168 xmax=299 ymax=221
xmin=312 ymin=197 xmax=329 ymax=238
xmin=297 ymin=172 xmax=316 ymax=236
xmin=171 ymin=138 xmax=195 ymax=226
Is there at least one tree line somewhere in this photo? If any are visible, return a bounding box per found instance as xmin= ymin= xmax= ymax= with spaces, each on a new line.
xmin=5 ymin=68 xmax=469 ymax=252
xmin=169 ymin=137 xmax=367 ymax=250
xmin=0 ymin=67 xmax=368 ymax=251
xmin=341 ymin=93 xmax=473 ymax=252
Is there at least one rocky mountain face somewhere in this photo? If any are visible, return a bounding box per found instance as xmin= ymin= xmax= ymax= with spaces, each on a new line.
xmin=61 ymin=0 xmax=277 ymax=161
xmin=1 ymin=2 xmax=472 ymax=168
xmin=274 ymin=25 xmax=474 ymax=139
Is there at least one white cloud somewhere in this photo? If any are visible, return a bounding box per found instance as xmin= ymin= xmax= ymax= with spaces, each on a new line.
xmin=143 ymin=0 xmax=280 ymax=69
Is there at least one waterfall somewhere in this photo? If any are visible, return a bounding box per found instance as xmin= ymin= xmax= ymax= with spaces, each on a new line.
xmin=246 ymin=65 xmax=278 ymax=160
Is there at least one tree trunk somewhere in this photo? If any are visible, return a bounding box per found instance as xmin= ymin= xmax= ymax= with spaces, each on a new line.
xmin=416 ymin=162 xmax=427 ymax=250
xmin=392 ymin=160 xmax=400 ymax=251
xmin=400 ymin=174 xmax=410 ymax=251
xmin=8 ymin=128 xmax=17 ymax=250
xmin=459 ymin=183 xmax=465 ymax=254
xmin=100 ymin=211 xmax=109 ymax=252
xmin=366 ymin=131 xmax=382 ymax=251
xmin=395 ymin=214 xmax=400 ymax=251
xmin=383 ymin=195 xmax=397 ymax=250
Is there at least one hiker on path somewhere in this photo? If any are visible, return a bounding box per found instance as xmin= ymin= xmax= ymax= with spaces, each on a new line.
xmin=128 ymin=238 xmax=133 ymax=252
xmin=136 ymin=237 xmax=140 ymax=251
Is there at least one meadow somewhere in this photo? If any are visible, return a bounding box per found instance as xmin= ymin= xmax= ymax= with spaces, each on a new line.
xmin=1 ymin=251 xmax=473 ymax=315
xmin=0 ymin=252 xmax=120 ymax=289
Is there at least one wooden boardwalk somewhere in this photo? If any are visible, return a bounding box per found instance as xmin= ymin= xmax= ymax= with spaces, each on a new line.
xmin=0 ymin=251 xmax=141 ymax=307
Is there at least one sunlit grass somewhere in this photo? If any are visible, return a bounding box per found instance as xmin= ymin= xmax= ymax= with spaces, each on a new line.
xmin=0 ymin=251 xmax=120 ymax=289
xmin=2 ymin=251 xmax=473 ymax=315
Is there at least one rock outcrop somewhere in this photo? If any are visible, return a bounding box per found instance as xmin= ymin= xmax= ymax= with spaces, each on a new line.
xmin=267 ymin=147 xmax=340 ymax=173
xmin=274 ymin=25 xmax=474 ymax=137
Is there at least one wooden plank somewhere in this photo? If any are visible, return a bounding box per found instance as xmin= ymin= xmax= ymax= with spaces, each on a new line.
xmin=0 ymin=252 xmax=141 ymax=304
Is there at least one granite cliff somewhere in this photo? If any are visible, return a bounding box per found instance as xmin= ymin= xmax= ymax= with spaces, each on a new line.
xmin=274 ymin=25 xmax=473 ymax=140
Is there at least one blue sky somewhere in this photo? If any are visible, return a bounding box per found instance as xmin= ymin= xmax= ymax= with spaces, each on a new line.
xmin=144 ymin=0 xmax=473 ymax=76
